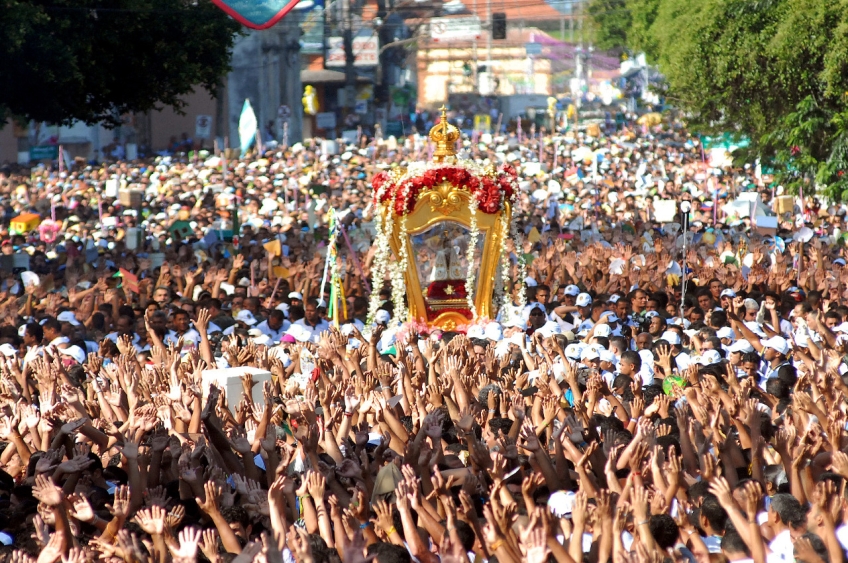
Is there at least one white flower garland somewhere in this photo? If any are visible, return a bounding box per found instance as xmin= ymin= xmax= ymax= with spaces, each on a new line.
xmin=392 ymin=214 xmax=410 ymax=326
xmin=496 ymin=211 xmax=511 ymax=312
xmin=366 ymin=185 xmax=393 ymax=326
xmin=509 ymin=199 xmax=527 ymax=310
xmin=465 ymin=197 xmax=479 ymax=319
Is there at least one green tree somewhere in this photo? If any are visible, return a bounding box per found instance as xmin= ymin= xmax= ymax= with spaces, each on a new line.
xmin=0 ymin=0 xmax=241 ymax=126
xmin=590 ymin=0 xmax=848 ymax=200
xmin=586 ymin=0 xmax=631 ymax=51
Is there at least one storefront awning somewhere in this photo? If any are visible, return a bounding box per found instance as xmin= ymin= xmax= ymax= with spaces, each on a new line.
xmin=301 ymin=69 xmax=372 ymax=84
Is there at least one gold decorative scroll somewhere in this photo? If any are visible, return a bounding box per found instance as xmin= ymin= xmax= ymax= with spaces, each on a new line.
xmin=420 ymin=181 xmax=464 ymax=215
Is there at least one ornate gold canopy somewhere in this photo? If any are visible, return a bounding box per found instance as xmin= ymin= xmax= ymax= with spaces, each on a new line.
xmin=369 ymin=111 xmax=518 ymax=332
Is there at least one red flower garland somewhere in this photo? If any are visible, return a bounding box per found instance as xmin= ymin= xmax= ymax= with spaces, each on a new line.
xmin=372 ymin=165 xmax=517 ymax=215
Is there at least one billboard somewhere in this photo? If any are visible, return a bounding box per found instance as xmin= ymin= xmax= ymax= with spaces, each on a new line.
xmin=430 ymin=16 xmax=482 ymax=42
xmin=325 ymin=35 xmax=379 ymax=67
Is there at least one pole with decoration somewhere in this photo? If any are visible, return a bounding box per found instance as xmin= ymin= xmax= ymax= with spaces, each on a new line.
xmin=321 ymin=209 xmax=346 ymax=327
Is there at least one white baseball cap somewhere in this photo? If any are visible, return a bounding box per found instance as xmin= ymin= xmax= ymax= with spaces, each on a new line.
xmin=235 ymin=310 xmax=258 ymax=326
xmin=536 ymin=321 xmax=562 ymax=338
xmin=716 ymin=327 xmax=736 ymax=340
xmin=599 ymin=349 xmax=618 ymax=364
xmin=564 ymin=343 xmax=584 ymax=360
xmin=720 ymin=289 xmax=737 ymax=298
xmin=503 ymin=317 xmax=527 ymax=330
xmin=563 ymin=285 xmax=580 ymax=297
xmin=660 ymin=330 xmax=681 ymax=345
xmin=375 ymin=310 xmax=391 ymax=325
xmin=762 ymin=336 xmax=790 ymax=356
xmin=467 ymin=325 xmax=486 ymax=339
xmin=288 ymin=291 xmax=304 ymax=301
xmin=698 ymin=349 xmax=722 ymax=366
xmin=57 ymin=311 xmax=81 ymax=326
xmin=575 ymin=293 xmax=593 ymax=308
xmin=0 ymin=344 xmax=16 ymax=357
xmin=485 ymin=323 xmax=503 ymax=342
xmin=580 ymin=347 xmax=600 ymax=362
xmin=285 ymin=324 xmax=311 ymax=343
xmin=728 ymin=340 xmax=754 ymax=354
xmin=57 ymin=345 xmax=86 ymax=365
xmin=593 ymin=324 xmax=612 ymax=337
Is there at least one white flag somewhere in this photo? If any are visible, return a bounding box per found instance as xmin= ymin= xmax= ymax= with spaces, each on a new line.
xmin=238 ymin=99 xmax=257 ymax=156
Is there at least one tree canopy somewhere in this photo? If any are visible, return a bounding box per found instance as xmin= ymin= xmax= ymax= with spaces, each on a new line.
xmin=588 ymin=0 xmax=848 ymax=200
xmin=0 ymin=0 xmax=241 ymax=126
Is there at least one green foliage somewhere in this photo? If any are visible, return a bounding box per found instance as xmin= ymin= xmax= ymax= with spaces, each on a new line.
xmin=589 ymin=0 xmax=848 ymax=201
xmin=0 ymin=0 xmax=241 ymax=126
xmin=587 ymin=0 xmax=631 ymax=51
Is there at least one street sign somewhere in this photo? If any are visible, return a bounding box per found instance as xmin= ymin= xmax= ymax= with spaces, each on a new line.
xmin=212 ymin=0 xmax=301 ymax=29
xmin=430 ymin=16 xmax=482 ymax=42
xmin=325 ymin=36 xmax=379 ymax=67
xmin=525 ymin=42 xmax=542 ymax=55
xmin=29 ymin=145 xmax=58 ymax=160
xmin=316 ymin=112 xmax=337 ymax=130
xmin=195 ymin=115 xmax=212 ymax=139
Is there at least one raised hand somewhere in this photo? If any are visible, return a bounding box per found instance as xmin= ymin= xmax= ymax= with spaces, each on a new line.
xmin=133 ymin=506 xmax=167 ymax=535
xmin=169 ymin=526 xmax=202 ymax=561
xmin=32 ymin=475 xmax=64 ymax=507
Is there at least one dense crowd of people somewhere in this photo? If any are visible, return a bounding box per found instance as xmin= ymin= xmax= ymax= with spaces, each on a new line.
xmin=0 ymin=112 xmax=845 ymax=563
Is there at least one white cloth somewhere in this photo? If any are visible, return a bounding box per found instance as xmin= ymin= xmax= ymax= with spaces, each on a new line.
xmin=767 ymin=529 xmax=794 ymax=563
xmin=255 ymin=319 xmax=290 ymax=343
xmin=293 ymin=318 xmax=331 ymax=343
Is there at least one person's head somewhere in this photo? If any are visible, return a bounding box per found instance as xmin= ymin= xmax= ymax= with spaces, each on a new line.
xmin=305 ymin=298 xmax=320 ymax=324
xmin=22 ymin=323 xmax=43 ymax=347
xmin=172 ymin=310 xmax=190 ymax=333
xmin=527 ymin=305 xmax=546 ymax=330
xmin=115 ymin=315 xmax=135 ymax=337
xmin=648 ymin=315 xmax=666 ymax=336
xmin=824 ymin=310 xmax=841 ymax=329
xmin=721 ymin=530 xmax=751 ymax=561
xmin=631 ymin=289 xmax=648 ymax=312
xmin=153 ymin=285 xmax=171 ymax=304
xmin=268 ymin=309 xmax=285 ymax=331
xmin=619 ymin=350 xmax=642 ymax=377
xmin=794 ymin=533 xmax=829 ymax=563
xmin=648 ymin=514 xmax=679 ymax=551
xmin=41 ymin=318 xmax=61 ymax=342
xmin=635 ymin=332 xmax=653 ymax=350
xmin=534 ymin=284 xmax=550 ymax=305
xmin=698 ymin=494 xmax=728 ymax=535
xmin=769 ymin=493 xmax=806 ymax=531
xmin=367 ymin=543 xmax=412 ymax=563
xmin=697 ymin=290 xmax=714 ymax=312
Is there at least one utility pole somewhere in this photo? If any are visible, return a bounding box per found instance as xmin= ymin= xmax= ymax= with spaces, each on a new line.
xmin=279 ymin=17 xmax=304 ymax=144
xmin=342 ymin=0 xmax=356 ymax=120
xmin=569 ymin=0 xmax=574 ymax=43
xmin=486 ymin=0 xmax=492 ymax=94
xmin=474 ymin=0 xmax=479 ymax=93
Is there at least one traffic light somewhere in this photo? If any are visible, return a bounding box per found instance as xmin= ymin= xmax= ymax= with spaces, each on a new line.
xmin=492 ymin=12 xmax=506 ymax=40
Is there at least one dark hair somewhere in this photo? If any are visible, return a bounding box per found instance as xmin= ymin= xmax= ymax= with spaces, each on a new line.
xmin=770 ymin=493 xmax=806 ymax=528
xmin=649 ymin=514 xmax=679 ymax=550
xmin=721 ymin=530 xmax=750 ymax=556
xmin=367 ymin=543 xmax=412 ymax=563
xmin=24 ymin=322 xmax=43 ymax=342
xmin=620 ymin=350 xmax=642 ymax=371
xmin=41 ymin=318 xmax=61 ymax=334
xmin=455 ymin=520 xmax=475 ymax=551
xmin=796 ymin=533 xmax=829 ymax=563
xmin=700 ymin=494 xmax=728 ymax=533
